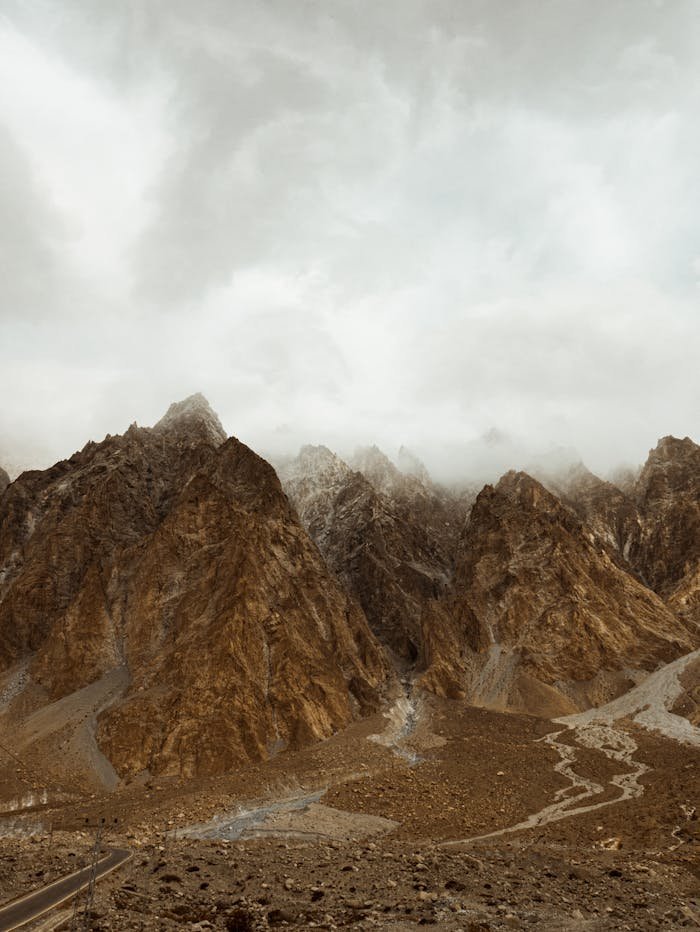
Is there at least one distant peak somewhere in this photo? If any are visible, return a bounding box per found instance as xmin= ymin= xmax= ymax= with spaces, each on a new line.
xmin=349 ymin=445 xmax=404 ymax=495
xmin=496 ymin=469 xmax=533 ymax=491
xmin=296 ymin=445 xmax=353 ymax=476
xmin=154 ymin=393 xmax=226 ymax=445
xmin=298 ymin=443 xmax=339 ymax=463
xmin=650 ymin=435 xmax=699 ymax=460
xmin=495 ymin=469 xmax=552 ymax=505
xmin=290 ymin=444 xmax=351 ymax=474
xmin=351 ymin=444 xmax=397 ymax=471
xmin=354 ymin=443 xmax=392 ymax=463
xmin=397 ymin=446 xmax=430 ymax=483
xmin=525 ymin=445 xmax=583 ymax=478
xmin=277 ymin=444 xmax=354 ymax=488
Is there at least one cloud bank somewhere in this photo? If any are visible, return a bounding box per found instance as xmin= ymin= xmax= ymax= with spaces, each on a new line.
xmin=1 ymin=1 xmax=698 ymax=480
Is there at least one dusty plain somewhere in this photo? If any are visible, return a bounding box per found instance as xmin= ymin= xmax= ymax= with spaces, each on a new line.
xmin=1 ymin=698 xmax=698 ymax=931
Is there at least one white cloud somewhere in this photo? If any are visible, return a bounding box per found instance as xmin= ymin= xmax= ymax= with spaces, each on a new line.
xmin=0 ymin=16 xmax=170 ymax=288
xmin=0 ymin=1 xmax=698 ymax=479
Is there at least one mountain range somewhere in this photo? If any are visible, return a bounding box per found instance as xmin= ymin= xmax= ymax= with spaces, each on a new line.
xmin=0 ymin=394 xmax=697 ymax=793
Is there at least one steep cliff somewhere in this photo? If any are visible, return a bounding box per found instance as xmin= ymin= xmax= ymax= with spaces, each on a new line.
xmin=279 ymin=445 xmax=452 ymax=662
xmin=0 ymin=396 xmax=389 ymax=781
xmin=630 ymin=436 xmax=700 ymax=630
xmin=540 ymin=462 xmax=641 ymax=562
xmin=537 ymin=442 xmax=700 ymax=635
xmin=421 ymin=471 xmax=693 ymax=715
xmin=349 ymin=445 xmax=471 ymax=560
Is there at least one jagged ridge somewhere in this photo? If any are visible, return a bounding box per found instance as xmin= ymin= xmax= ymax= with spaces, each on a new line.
xmin=0 ymin=398 xmax=389 ymax=783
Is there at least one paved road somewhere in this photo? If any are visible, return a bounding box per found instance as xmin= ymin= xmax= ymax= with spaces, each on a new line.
xmin=0 ymin=848 xmax=131 ymax=931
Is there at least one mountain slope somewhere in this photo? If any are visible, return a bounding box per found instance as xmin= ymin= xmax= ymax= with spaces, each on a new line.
xmin=0 ymin=396 xmax=389 ymax=784
xmin=421 ymin=471 xmax=694 ymax=715
xmin=630 ymin=436 xmax=700 ymax=630
xmin=279 ymin=445 xmax=452 ymax=662
xmin=539 ymin=462 xmax=641 ymax=562
xmin=550 ymin=438 xmax=700 ymax=632
xmin=349 ymin=444 xmax=471 ymax=560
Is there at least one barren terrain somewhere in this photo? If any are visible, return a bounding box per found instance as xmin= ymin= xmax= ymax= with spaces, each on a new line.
xmin=1 ymin=412 xmax=699 ymax=930
xmin=1 ymin=686 xmax=698 ymax=930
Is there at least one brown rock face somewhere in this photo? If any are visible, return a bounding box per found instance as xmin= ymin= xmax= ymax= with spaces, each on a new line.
xmin=349 ymin=445 xmax=473 ymax=560
xmin=279 ymin=445 xmax=463 ymax=663
xmin=629 ymin=436 xmax=700 ymax=629
xmin=0 ymin=396 xmax=389 ymax=780
xmin=542 ymin=438 xmax=700 ymax=635
xmin=540 ymin=463 xmax=641 ymax=563
xmin=0 ymin=467 xmax=9 ymax=496
xmin=421 ymin=471 xmax=693 ymax=714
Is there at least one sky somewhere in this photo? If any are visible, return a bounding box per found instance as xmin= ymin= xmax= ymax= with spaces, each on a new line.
xmin=1 ymin=0 xmax=699 ymax=482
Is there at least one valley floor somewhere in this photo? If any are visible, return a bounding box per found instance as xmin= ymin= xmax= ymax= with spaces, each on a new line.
xmin=0 ymin=699 xmax=698 ymax=930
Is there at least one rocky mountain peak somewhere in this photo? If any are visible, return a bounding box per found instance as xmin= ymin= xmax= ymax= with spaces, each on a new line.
xmin=0 ymin=416 xmax=388 ymax=782
xmin=297 ymin=444 xmax=352 ymax=477
xmin=154 ymin=393 xmax=227 ymax=446
xmin=636 ymin=436 xmax=700 ymax=499
xmin=397 ymin=446 xmax=431 ymax=483
xmin=649 ymin=434 xmax=698 ymax=461
xmin=0 ymin=467 xmax=9 ymax=496
xmin=543 ymin=460 xmax=593 ymax=487
xmin=464 ymin=471 xmax=581 ymax=550
xmin=534 ymin=461 xmax=640 ymax=560
xmin=629 ymin=434 xmax=700 ymax=622
xmin=280 ymin=442 xmax=459 ymax=662
xmin=350 ymin=445 xmax=404 ymax=495
xmin=426 ymin=460 xmax=695 ymax=716
xmin=277 ymin=445 xmax=355 ymax=496
xmin=494 ymin=470 xmax=558 ymax=511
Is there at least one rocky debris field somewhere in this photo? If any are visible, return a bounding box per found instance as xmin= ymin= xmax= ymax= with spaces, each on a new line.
xmin=2 ymin=832 xmax=699 ymax=930
xmin=0 ymin=700 xmax=697 ymax=930
xmin=0 ymin=832 xmax=95 ymax=905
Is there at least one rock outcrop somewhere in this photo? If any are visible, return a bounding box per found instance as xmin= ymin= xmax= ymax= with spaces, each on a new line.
xmin=279 ymin=445 xmax=454 ymax=662
xmin=629 ymin=436 xmax=700 ymax=630
xmin=349 ymin=445 xmax=472 ymax=560
xmin=0 ymin=467 xmax=9 ymax=496
xmin=551 ymin=438 xmax=700 ymax=633
xmin=538 ymin=462 xmax=641 ymax=562
xmin=0 ymin=396 xmax=389 ymax=781
xmin=421 ymin=471 xmax=694 ymax=715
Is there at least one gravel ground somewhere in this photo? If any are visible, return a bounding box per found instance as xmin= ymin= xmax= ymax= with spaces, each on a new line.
xmin=0 ymin=700 xmax=697 ymax=930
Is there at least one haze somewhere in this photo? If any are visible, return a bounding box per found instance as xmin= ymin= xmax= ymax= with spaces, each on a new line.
xmin=1 ymin=1 xmax=698 ymax=482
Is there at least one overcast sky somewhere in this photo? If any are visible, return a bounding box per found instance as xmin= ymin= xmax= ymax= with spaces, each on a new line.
xmin=1 ymin=0 xmax=698 ymax=481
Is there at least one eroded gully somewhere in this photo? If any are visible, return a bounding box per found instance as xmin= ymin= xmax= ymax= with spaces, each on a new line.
xmin=442 ymin=649 xmax=700 ymax=847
